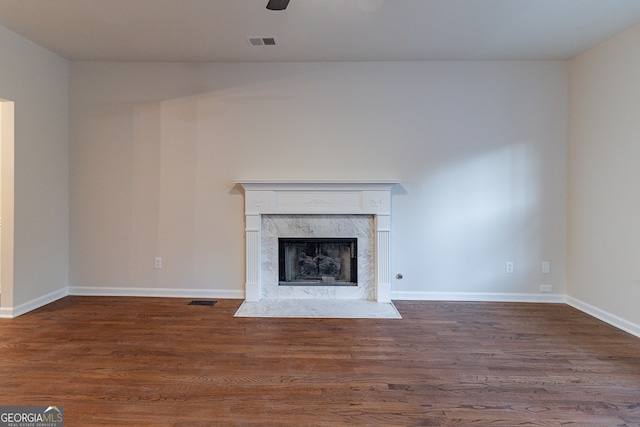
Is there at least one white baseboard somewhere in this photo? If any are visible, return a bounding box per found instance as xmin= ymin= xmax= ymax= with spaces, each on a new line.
xmin=391 ymin=290 xmax=566 ymax=304
xmin=566 ymin=296 xmax=640 ymax=339
xmin=0 ymin=287 xmax=68 ymax=318
xmin=68 ymin=286 xmax=245 ymax=300
xmin=4 ymin=287 xmax=639 ymax=340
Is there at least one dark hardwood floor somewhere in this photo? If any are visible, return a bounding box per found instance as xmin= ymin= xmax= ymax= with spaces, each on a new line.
xmin=1 ymin=297 xmax=639 ymax=426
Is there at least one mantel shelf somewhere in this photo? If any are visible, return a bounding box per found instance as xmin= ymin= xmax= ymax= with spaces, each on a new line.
xmin=235 ymin=180 xmax=401 ymax=192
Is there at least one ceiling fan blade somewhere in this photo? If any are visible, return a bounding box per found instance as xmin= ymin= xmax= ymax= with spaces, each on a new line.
xmin=266 ymin=0 xmax=290 ymax=11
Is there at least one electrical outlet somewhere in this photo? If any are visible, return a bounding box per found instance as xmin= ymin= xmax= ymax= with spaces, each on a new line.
xmin=542 ymin=261 xmax=550 ymax=274
xmin=540 ymin=284 xmax=552 ymax=293
xmin=155 ymin=257 xmax=163 ymax=269
xmin=505 ymin=262 xmax=514 ymax=274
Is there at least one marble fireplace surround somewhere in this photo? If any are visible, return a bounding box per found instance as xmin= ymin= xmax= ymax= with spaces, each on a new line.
xmin=234 ymin=180 xmax=400 ymax=318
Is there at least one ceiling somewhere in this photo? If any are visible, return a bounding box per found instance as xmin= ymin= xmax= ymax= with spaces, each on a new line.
xmin=1 ymin=0 xmax=640 ymax=62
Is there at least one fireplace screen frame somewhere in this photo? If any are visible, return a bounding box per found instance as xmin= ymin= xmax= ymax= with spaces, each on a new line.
xmin=278 ymin=238 xmax=358 ymax=286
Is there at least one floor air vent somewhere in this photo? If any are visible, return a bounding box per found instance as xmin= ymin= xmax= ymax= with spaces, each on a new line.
xmin=188 ymin=300 xmax=217 ymax=306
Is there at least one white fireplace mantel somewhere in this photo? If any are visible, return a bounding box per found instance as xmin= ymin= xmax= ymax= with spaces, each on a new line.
xmin=236 ymin=180 xmax=400 ymax=303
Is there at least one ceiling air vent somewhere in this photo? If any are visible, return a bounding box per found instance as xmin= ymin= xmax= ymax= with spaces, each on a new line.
xmin=247 ymin=36 xmax=278 ymax=46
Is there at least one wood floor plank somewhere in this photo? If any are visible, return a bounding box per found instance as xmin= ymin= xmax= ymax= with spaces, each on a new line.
xmin=1 ymin=297 xmax=639 ymax=426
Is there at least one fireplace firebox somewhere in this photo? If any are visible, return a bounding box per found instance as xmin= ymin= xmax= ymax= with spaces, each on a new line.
xmin=279 ymin=238 xmax=357 ymax=286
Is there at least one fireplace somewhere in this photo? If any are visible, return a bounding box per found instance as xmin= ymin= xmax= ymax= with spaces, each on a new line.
xmin=279 ymin=238 xmax=358 ymax=286
xmin=235 ymin=180 xmax=399 ymax=313
xmin=261 ymin=214 xmax=373 ymax=300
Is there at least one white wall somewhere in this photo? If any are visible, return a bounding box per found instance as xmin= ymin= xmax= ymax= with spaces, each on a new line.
xmin=0 ymin=99 xmax=15 ymax=314
xmin=69 ymin=61 xmax=567 ymax=300
xmin=0 ymin=25 xmax=69 ymax=314
xmin=568 ymin=25 xmax=640 ymax=330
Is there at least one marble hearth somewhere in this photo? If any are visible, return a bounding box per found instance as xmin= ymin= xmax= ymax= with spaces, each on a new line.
xmin=234 ymin=180 xmax=400 ymax=318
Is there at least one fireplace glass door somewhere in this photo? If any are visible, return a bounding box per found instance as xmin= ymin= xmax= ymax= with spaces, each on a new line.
xmin=279 ymin=238 xmax=357 ymax=286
